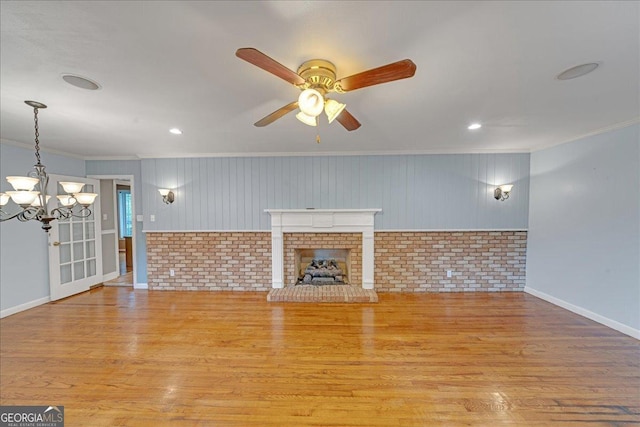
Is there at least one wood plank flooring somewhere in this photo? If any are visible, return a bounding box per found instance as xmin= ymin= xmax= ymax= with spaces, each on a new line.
xmin=1 ymin=288 xmax=638 ymax=426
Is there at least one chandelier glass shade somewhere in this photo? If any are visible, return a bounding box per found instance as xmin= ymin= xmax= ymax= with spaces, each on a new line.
xmin=0 ymin=101 xmax=98 ymax=232
xmin=6 ymin=176 xmax=39 ymax=191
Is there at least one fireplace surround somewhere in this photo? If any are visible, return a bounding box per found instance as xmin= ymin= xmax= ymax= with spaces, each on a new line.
xmin=265 ymin=209 xmax=381 ymax=289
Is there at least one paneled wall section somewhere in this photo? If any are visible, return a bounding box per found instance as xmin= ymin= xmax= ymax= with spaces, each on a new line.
xmin=141 ymin=154 xmax=529 ymax=231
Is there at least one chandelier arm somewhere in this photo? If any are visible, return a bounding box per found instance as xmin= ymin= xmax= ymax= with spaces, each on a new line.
xmin=23 ymin=207 xmax=45 ymax=222
xmin=0 ymin=209 xmax=30 ymax=222
xmin=74 ymin=207 xmax=93 ymax=218
xmin=50 ymin=207 xmax=73 ymax=221
xmin=50 ymin=206 xmax=91 ymax=220
xmin=0 ymin=207 xmax=41 ymax=222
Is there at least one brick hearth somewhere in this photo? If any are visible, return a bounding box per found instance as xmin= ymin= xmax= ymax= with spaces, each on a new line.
xmin=267 ymin=285 xmax=378 ymax=303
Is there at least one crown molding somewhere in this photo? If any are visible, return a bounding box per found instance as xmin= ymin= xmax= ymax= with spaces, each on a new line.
xmin=133 ymin=147 xmax=530 ymax=160
xmin=84 ymin=155 xmax=141 ymax=161
xmin=0 ymin=138 xmax=86 ymax=160
xmin=530 ymin=117 xmax=640 ymax=153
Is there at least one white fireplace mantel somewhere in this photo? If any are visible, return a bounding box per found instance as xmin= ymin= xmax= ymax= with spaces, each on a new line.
xmin=265 ymin=209 xmax=381 ymax=289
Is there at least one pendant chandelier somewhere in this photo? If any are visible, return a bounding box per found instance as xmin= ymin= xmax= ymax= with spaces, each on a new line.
xmin=0 ymin=101 xmax=97 ymax=232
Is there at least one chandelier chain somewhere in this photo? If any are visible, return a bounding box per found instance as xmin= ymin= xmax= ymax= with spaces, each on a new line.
xmin=33 ymin=106 xmax=42 ymax=165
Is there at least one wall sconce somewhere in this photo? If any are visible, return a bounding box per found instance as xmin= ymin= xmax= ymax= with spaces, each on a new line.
xmin=158 ymin=188 xmax=174 ymax=204
xmin=494 ymin=184 xmax=513 ymax=201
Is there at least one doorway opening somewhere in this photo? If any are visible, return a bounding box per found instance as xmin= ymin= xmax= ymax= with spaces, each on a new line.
xmin=89 ymin=175 xmax=138 ymax=288
xmin=115 ymin=182 xmax=133 ymax=285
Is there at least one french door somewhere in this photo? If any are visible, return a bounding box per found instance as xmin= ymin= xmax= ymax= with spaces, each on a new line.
xmin=48 ymin=174 xmax=103 ymax=301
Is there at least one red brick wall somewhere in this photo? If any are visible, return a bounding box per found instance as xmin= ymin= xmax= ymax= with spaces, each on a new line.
xmin=146 ymin=231 xmax=526 ymax=293
xmin=374 ymin=231 xmax=527 ymax=292
xmin=146 ymin=232 xmax=271 ymax=291
xmin=283 ymin=233 xmax=362 ymax=286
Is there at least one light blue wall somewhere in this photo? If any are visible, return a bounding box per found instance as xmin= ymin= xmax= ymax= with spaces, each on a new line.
xmin=85 ymin=160 xmax=146 ymax=284
xmin=0 ymin=143 xmax=85 ymax=312
xmin=88 ymin=153 xmax=529 ymax=286
xmin=527 ymin=124 xmax=640 ymax=334
xmin=141 ymin=153 xmax=530 ymax=231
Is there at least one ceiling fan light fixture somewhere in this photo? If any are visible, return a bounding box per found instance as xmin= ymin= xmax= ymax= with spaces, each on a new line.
xmin=236 ymin=48 xmax=415 ymax=131
xmin=324 ymin=99 xmax=346 ymax=124
xmin=298 ymin=88 xmax=324 ymax=117
xmin=295 ymin=111 xmax=317 ymax=127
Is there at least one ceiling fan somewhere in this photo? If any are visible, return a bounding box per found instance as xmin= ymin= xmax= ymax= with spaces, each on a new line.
xmin=236 ymin=48 xmax=417 ymax=131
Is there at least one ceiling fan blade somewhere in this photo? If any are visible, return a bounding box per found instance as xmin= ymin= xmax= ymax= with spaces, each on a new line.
xmin=335 ymin=108 xmax=361 ymax=131
xmin=335 ymin=59 xmax=417 ymax=92
xmin=236 ymin=48 xmax=305 ymax=86
xmin=254 ymin=101 xmax=299 ymax=127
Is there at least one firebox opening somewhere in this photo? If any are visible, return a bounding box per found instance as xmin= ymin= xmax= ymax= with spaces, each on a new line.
xmin=295 ymin=249 xmax=351 ymax=285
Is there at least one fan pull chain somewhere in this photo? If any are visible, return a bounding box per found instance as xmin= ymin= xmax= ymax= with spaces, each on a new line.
xmin=316 ymin=114 xmax=321 ymax=143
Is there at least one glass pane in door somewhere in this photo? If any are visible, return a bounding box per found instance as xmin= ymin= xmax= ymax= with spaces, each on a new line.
xmin=60 ymin=244 xmax=71 ymax=264
xmin=73 ymin=261 xmax=85 ymax=280
xmin=86 ymin=259 xmax=96 ymax=277
xmin=60 ymin=264 xmax=72 ymax=284
xmin=72 ymin=223 xmax=84 ymax=240
xmin=85 ymin=222 xmax=95 ymax=239
xmin=85 ymin=241 xmax=95 ymax=259
xmin=73 ymin=242 xmax=84 ymax=261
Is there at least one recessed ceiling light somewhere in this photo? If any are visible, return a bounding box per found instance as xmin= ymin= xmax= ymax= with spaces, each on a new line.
xmin=468 ymin=123 xmax=482 ymax=130
xmin=169 ymin=128 xmax=183 ymax=135
xmin=61 ymin=73 xmax=101 ymax=90
xmin=556 ymin=63 xmax=600 ymax=80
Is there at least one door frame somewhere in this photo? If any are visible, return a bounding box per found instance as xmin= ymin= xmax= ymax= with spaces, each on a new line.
xmin=100 ymin=179 xmax=119 ymax=283
xmin=88 ymin=174 xmax=140 ymax=288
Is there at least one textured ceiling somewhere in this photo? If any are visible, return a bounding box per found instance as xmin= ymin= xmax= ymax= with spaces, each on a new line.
xmin=0 ymin=1 xmax=638 ymax=159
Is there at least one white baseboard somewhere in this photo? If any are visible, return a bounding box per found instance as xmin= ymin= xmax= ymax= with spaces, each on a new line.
xmin=1 ymin=296 xmax=50 ymax=319
xmin=102 ymin=271 xmax=119 ymax=282
xmin=524 ymin=287 xmax=640 ymax=340
xmin=133 ymin=282 xmax=148 ymax=290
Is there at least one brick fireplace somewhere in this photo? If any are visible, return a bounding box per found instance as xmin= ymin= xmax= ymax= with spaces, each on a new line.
xmin=265 ymin=209 xmax=381 ymax=289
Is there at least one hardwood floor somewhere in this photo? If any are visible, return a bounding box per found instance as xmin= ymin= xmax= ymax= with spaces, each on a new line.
xmin=103 ymin=270 xmax=134 ymax=287
xmin=104 ymin=252 xmax=133 ymax=287
xmin=1 ymin=288 xmax=638 ymax=426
